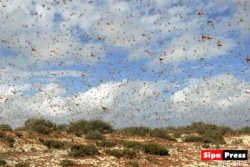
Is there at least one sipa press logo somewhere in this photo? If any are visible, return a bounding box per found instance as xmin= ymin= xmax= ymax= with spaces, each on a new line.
xmin=201 ymin=150 xmax=248 ymax=161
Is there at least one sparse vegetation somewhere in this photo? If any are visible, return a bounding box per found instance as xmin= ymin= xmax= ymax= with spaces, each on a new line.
xmin=60 ymin=160 xmax=74 ymax=167
xmin=202 ymin=131 xmax=225 ymax=144
xmin=0 ymin=160 xmax=7 ymax=166
xmin=183 ymin=135 xmax=204 ymax=142
xmin=201 ymin=144 xmax=210 ymax=148
xmin=85 ymin=130 xmax=105 ymax=140
xmin=66 ymin=119 xmax=88 ymax=136
xmin=41 ymin=139 xmax=66 ymax=149
xmin=68 ymin=144 xmax=100 ymax=157
xmin=15 ymin=163 xmax=30 ymax=167
xmin=238 ymin=127 xmax=250 ymax=134
xmin=30 ymin=147 xmax=37 ymax=152
xmin=173 ymin=132 xmax=182 ymax=138
xmin=150 ymin=128 xmax=176 ymax=141
xmin=56 ymin=124 xmax=68 ymax=132
xmin=0 ymin=124 xmax=12 ymax=131
xmin=24 ymin=119 xmax=55 ymax=135
xmin=96 ymin=141 xmax=116 ymax=147
xmin=188 ymin=122 xmax=232 ymax=137
xmin=0 ymin=119 xmax=249 ymax=167
xmin=88 ymin=119 xmax=113 ymax=133
xmin=119 ymin=126 xmax=151 ymax=136
xmin=106 ymin=149 xmax=136 ymax=158
xmin=143 ymin=143 xmax=169 ymax=156
xmin=123 ymin=141 xmax=143 ymax=150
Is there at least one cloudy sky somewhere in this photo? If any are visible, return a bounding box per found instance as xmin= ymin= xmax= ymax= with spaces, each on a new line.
xmin=0 ymin=0 xmax=249 ymax=128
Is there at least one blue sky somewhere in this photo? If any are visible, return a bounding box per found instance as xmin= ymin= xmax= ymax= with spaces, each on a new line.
xmin=0 ymin=0 xmax=249 ymax=128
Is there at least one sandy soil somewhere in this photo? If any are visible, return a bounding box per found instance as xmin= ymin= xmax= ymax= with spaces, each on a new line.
xmin=0 ymin=131 xmax=249 ymax=167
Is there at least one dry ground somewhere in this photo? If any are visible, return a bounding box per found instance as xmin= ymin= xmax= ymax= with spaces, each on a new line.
xmin=0 ymin=131 xmax=249 ymax=167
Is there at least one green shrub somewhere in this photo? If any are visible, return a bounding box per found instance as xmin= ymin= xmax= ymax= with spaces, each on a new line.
xmin=30 ymin=147 xmax=37 ymax=152
xmin=24 ymin=119 xmax=55 ymax=134
xmin=41 ymin=140 xmax=66 ymax=149
xmin=0 ymin=159 xmax=7 ymax=166
xmin=15 ymin=163 xmax=30 ymax=167
xmin=67 ymin=119 xmax=88 ymax=136
xmin=150 ymin=128 xmax=176 ymax=141
xmin=68 ymin=144 xmax=99 ymax=157
xmin=88 ymin=119 xmax=113 ymax=133
xmin=0 ymin=124 xmax=12 ymax=131
xmin=238 ymin=127 xmax=250 ymax=134
xmin=56 ymin=124 xmax=68 ymax=132
xmin=123 ymin=141 xmax=143 ymax=150
xmin=143 ymin=143 xmax=169 ymax=156
xmin=183 ymin=135 xmax=204 ymax=142
xmin=96 ymin=141 xmax=116 ymax=147
xmin=120 ymin=127 xmax=151 ymax=136
xmin=85 ymin=130 xmax=105 ymax=140
xmin=202 ymin=131 xmax=225 ymax=144
xmin=202 ymin=144 xmax=210 ymax=148
xmin=188 ymin=122 xmax=232 ymax=136
xmin=106 ymin=149 xmax=136 ymax=159
xmin=173 ymin=132 xmax=182 ymax=138
xmin=60 ymin=160 xmax=74 ymax=167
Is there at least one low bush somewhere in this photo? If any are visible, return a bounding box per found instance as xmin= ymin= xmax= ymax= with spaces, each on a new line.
xmin=0 ymin=124 xmax=12 ymax=131
xmin=88 ymin=119 xmax=113 ymax=134
xmin=238 ymin=127 xmax=250 ymax=134
xmin=30 ymin=147 xmax=37 ymax=152
xmin=183 ymin=135 xmax=204 ymax=142
xmin=41 ymin=140 xmax=66 ymax=149
xmin=119 ymin=127 xmax=151 ymax=136
xmin=106 ymin=149 xmax=136 ymax=159
xmin=202 ymin=144 xmax=210 ymax=148
xmin=150 ymin=128 xmax=176 ymax=141
xmin=24 ymin=119 xmax=55 ymax=135
xmin=96 ymin=141 xmax=116 ymax=147
xmin=56 ymin=124 xmax=68 ymax=132
xmin=0 ymin=159 xmax=7 ymax=166
xmin=60 ymin=160 xmax=74 ymax=167
xmin=85 ymin=130 xmax=105 ymax=140
xmin=173 ymin=132 xmax=182 ymax=138
xmin=68 ymin=144 xmax=99 ymax=157
xmin=67 ymin=119 xmax=88 ymax=136
xmin=202 ymin=131 xmax=225 ymax=144
xmin=15 ymin=163 xmax=30 ymax=167
xmin=188 ymin=122 xmax=232 ymax=136
xmin=123 ymin=141 xmax=143 ymax=150
xmin=143 ymin=143 xmax=169 ymax=156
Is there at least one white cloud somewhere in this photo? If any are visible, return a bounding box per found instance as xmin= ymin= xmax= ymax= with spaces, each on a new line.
xmin=170 ymin=74 xmax=250 ymax=127
xmin=0 ymin=0 xmax=245 ymax=68
xmin=150 ymin=34 xmax=235 ymax=65
xmin=0 ymin=74 xmax=249 ymax=128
